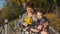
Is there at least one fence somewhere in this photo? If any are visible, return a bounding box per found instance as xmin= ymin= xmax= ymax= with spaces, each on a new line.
xmin=0 ymin=17 xmax=60 ymax=34
xmin=0 ymin=18 xmax=20 ymax=34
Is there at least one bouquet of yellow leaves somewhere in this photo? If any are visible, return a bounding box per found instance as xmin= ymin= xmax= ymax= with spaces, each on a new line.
xmin=24 ymin=17 xmax=33 ymax=25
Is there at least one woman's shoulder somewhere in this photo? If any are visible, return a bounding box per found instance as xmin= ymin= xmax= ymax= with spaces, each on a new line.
xmin=23 ymin=12 xmax=28 ymax=16
xmin=22 ymin=12 xmax=28 ymax=17
xmin=32 ymin=14 xmax=38 ymax=21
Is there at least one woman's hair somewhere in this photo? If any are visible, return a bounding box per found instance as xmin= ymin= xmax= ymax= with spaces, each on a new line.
xmin=26 ymin=2 xmax=34 ymax=8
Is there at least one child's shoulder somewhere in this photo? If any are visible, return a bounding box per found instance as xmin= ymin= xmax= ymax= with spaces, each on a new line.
xmin=43 ymin=17 xmax=49 ymax=21
xmin=42 ymin=17 xmax=50 ymax=24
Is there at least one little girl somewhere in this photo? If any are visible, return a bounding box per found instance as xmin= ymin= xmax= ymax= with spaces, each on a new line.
xmin=30 ymin=10 xmax=49 ymax=34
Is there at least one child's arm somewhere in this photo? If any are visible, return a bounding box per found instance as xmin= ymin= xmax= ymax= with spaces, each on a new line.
xmin=29 ymin=24 xmax=43 ymax=33
xmin=30 ymin=28 xmax=39 ymax=32
xmin=37 ymin=24 xmax=43 ymax=31
xmin=42 ymin=22 xmax=49 ymax=31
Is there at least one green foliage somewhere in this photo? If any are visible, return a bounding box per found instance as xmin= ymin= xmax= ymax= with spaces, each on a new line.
xmin=0 ymin=0 xmax=57 ymax=21
xmin=1 ymin=4 xmax=7 ymax=19
xmin=46 ymin=13 xmax=60 ymax=32
xmin=1 ymin=2 xmax=23 ymax=20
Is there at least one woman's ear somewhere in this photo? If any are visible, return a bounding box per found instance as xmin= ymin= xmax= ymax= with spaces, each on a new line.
xmin=31 ymin=9 xmax=34 ymax=14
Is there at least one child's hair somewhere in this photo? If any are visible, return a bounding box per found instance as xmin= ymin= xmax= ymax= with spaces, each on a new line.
xmin=36 ymin=9 xmax=46 ymax=15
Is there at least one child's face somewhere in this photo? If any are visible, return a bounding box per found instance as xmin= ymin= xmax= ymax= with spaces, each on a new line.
xmin=37 ymin=12 xmax=43 ymax=19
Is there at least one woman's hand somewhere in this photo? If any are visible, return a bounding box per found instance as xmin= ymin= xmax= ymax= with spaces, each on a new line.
xmin=22 ymin=22 xmax=28 ymax=27
xmin=23 ymin=27 xmax=29 ymax=32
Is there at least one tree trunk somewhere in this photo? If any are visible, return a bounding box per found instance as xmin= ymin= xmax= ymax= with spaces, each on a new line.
xmin=56 ymin=6 xmax=60 ymax=18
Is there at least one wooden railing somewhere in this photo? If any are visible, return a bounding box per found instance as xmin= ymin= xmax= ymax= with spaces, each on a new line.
xmin=0 ymin=18 xmax=20 ymax=34
xmin=0 ymin=18 xmax=60 ymax=34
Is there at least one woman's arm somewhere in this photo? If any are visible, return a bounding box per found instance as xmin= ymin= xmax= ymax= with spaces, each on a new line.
xmin=19 ymin=13 xmax=28 ymax=23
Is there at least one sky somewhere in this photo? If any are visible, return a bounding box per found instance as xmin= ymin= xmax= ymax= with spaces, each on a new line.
xmin=0 ymin=0 xmax=6 ymax=10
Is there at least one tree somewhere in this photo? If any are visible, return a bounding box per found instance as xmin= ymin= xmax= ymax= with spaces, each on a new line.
xmin=55 ymin=0 xmax=60 ymax=18
xmin=1 ymin=1 xmax=23 ymax=20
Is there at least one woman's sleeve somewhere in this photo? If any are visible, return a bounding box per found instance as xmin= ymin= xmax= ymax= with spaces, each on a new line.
xmin=19 ymin=14 xmax=25 ymax=23
xmin=18 ymin=13 xmax=26 ymax=28
xmin=19 ymin=13 xmax=27 ymax=24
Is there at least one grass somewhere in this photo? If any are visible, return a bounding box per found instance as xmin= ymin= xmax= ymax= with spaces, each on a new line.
xmin=46 ymin=13 xmax=60 ymax=32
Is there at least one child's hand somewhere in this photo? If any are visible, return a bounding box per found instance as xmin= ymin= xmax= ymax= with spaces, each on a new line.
xmin=37 ymin=25 xmax=43 ymax=30
xmin=43 ymin=23 xmax=48 ymax=29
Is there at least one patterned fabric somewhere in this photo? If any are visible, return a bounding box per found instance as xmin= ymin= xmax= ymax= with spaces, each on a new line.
xmin=31 ymin=17 xmax=49 ymax=29
xmin=19 ymin=12 xmax=37 ymax=23
xmin=19 ymin=12 xmax=28 ymax=24
xmin=19 ymin=12 xmax=37 ymax=27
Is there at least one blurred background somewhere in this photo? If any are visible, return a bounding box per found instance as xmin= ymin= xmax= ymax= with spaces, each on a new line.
xmin=0 ymin=0 xmax=60 ymax=33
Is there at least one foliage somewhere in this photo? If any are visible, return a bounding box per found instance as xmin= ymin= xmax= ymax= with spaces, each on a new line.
xmin=46 ymin=13 xmax=60 ymax=32
xmin=0 ymin=10 xmax=4 ymax=24
xmin=1 ymin=2 xmax=23 ymax=20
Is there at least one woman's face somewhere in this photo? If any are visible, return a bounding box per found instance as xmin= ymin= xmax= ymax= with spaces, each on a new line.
xmin=26 ymin=7 xmax=34 ymax=13
xmin=37 ymin=12 xmax=43 ymax=19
